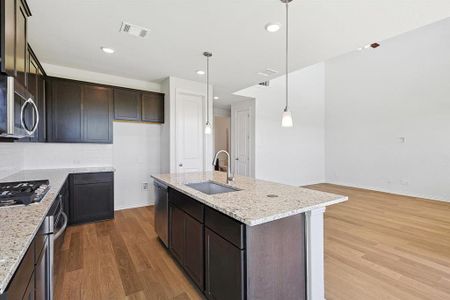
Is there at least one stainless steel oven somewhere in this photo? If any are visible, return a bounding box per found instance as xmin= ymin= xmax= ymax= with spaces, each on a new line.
xmin=0 ymin=76 xmax=39 ymax=138
xmin=46 ymin=194 xmax=68 ymax=300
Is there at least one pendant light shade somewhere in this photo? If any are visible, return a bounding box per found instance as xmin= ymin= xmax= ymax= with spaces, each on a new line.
xmin=281 ymin=109 xmax=293 ymax=127
xmin=281 ymin=0 xmax=294 ymax=128
xmin=204 ymin=52 xmax=212 ymax=134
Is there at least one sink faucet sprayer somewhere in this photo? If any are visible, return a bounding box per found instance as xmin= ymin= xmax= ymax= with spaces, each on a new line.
xmin=212 ymin=150 xmax=234 ymax=184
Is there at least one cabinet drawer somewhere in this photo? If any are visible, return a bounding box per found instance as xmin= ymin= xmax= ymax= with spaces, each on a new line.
xmin=72 ymin=172 xmax=113 ymax=185
xmin=168 ymin=188 xmax=204 ymax=223
xmin=205 ymin=207 xmax=245 ymax=249
xmin=3 ymin=240 xmax=35 ymax=300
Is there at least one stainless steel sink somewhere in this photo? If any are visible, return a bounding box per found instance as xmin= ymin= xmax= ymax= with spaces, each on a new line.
xmin=185 ymin=181 xmax=240 ymax=195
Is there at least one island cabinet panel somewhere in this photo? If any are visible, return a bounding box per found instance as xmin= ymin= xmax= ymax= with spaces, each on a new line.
xmin=70 ymin=172 xmax=114 ymax=225
xmin=82 ymin=85 xmax=113 ymax=143
xmin=113 ymin=88 xmax=141 ymax=121
xmin=141 ymin=92 xmax=164 ymax=123
xmin=205 ymin=207 xmax=245 ymax=249
xmin=169 ymin=204 xmax=186 ymax=264
xmin=205 ymin=228 xmax=245 ymax=300
xmin=184 ymin=214 xmax=204 ymax=290
xmin=168 ymin=188 xmax=205 ymax=290
xmin=246 ymin=213 xmax=306 ymax=300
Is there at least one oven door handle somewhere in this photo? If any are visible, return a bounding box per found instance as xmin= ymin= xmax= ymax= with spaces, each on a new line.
xmin=54 ymin=212 xmax=68 ymax=240
xmin=20 ymin=98 xmax=39 ymax=135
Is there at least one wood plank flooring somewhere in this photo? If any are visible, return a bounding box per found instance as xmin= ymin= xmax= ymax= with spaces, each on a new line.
xmin=55 ymin=185 xmax=450 ymax=300
xmin=308 ymin=184 xmax=450 ymax=300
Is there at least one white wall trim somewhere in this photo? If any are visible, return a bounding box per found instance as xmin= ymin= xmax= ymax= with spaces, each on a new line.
xmin=305 ymin=207 xmax=326 ymax=300
xmin=115 ymin=203 xmax=153 ymax=211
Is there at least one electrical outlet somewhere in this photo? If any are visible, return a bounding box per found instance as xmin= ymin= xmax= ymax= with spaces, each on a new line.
xmin=142 ymin=182 xmax=149 ymax=191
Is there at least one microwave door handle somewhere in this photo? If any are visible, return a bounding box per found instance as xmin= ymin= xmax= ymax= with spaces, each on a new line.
xmin=20 ymin=98 xmax=39 ymax=135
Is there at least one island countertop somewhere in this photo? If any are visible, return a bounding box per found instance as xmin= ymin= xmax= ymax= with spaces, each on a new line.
xmin=0 ymin=167 xmax=115 ymax=294
xmin=152 ymin=171 xmax=347 ymax=226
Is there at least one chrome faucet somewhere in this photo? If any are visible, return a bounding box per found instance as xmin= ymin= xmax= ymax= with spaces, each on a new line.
xmin=212 ymin=150 xmax=234 ymax=184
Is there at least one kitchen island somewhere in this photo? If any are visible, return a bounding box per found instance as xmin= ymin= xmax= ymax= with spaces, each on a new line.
xmin=152 ymin=171 xmax=347 ymax=300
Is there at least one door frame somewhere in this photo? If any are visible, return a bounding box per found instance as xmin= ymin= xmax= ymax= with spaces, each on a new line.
xmin=231 ymin=99 xmax=255 ymax=177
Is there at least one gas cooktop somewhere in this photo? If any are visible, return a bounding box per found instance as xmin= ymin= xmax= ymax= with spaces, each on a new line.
xmin=0 ymin=180 xmax=50 ymax=207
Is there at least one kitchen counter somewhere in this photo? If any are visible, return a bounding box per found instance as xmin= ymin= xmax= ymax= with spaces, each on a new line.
xmin=0 ymin=166 xmax=115 ymax=293
xmin=152 ymin=171 xmax=347 ymax=226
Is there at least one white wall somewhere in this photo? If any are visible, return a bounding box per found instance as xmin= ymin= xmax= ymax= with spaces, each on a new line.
xmin=236 ymin=63 xmax=326 ymax=186
xmin=23 ymin=143 xmax=112 ymax=169
xmin=113 ymin=122 xmax=161 ymax=210
xmin=325 ymin=19 xmax=450 ymax=201
xmin=0 ymin=144 xmax=24 ymax=179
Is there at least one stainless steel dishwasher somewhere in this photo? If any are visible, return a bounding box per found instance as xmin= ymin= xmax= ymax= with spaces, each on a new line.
xmin=154 ymin=180 xmax=168 ymax=247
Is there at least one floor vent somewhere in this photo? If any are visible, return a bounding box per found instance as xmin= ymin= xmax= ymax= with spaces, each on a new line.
xmin=119 ymin=21 xmax=150 ymax=38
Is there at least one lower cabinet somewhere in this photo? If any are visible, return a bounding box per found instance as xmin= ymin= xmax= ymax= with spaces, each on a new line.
xmin=168 ymin=204 xmax=204 ymax=290
xmin=204 ymin=228 xmax=245 ymax=300
xmin=70 ymin=172 xmax=114 ymax=225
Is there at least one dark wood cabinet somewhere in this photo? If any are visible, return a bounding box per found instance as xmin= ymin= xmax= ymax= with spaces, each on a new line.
xmin=141 ymin=92 xmax=164 ymax=123
xmin=27 ymin=47 xmax=46 ymax=142
xmin=168 ymin=189 xmax=204 ymax=290
xmin=169 ymin=204 xmax=186 ymax=264
xmin=82 ymin=85 xmax=113 ymax=143
xmin=205 ymin=228 xmax=245 ymax=300
xmin=47 ymin=78 xmax=113 ymax=143
xmin=113 ymin=89 xmax=164 ymax=123
xmin=1 ymin=0 xmax=31 ymax=78
xmin=113 ymin=88 xmax=141 ymax=121
xmin=47 ymin=78 xmax=83 ymax=142
xmin=70 ymin=172 xmax=114 ymax=225
xmin=184 ymin=214 xmax=204 ymax=290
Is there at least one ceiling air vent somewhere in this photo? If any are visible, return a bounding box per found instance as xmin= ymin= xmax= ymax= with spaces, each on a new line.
xmin=257 ymin=68 xmax=279 ymax=77
xmin=119 ymin=21 xmax=150 ymax=38
xmin=259 ymin=81 xmax=270 ymax=87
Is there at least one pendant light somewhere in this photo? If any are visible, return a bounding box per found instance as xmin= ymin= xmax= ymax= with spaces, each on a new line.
xmin=281 ymin=0 xmax=294 ymax=128
xmin=204 ymin=51 xmax=212 ymax=134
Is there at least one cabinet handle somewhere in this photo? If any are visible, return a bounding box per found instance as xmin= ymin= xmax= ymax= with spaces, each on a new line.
xmin=179 ymin=163 xmax=183 ymax=167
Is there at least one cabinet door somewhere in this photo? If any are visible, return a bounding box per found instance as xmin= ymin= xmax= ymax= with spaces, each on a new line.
xmin=113 ymin=88 xmax=141 ymax=121
xmin=141 ymin=92 xmax=164 ymax=123
xmin=82 ymin=85 xmax=113 ymax=143
xmin=1 ymin=0 xmax=16 ymax=75
xmin=48 ymin=78 xmax=83 ymax=142
xmin=205 ymin=228 xmax=245 ymax=300
xmin=71 ymin=180 xmax=114 ymax=224
xmin=184 ymin=214 xmax=204 ymax=290
xmin=15 ymin=0 xmax=28 ymax=87
xmin=169 ymin=204 xmax=185 ymax=264
xmin=36 ymin=64 xmax=46 ymax=142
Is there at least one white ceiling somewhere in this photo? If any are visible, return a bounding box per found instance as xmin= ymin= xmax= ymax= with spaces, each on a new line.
xmin=27 ymin=0 xmax=450 ymax=106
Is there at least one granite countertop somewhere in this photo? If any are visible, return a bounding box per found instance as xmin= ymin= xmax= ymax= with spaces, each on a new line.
xmin=152 ymin=171 xmax=348 ymax=226
xmin=0 ymin=166 xmax=115 ymax=294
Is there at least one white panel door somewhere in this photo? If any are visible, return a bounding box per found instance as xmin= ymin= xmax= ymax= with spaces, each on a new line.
xmin=234 ymin=107 xmax=250 ymax=176
xmin=176 ymin=91 xmax=204 ymax=173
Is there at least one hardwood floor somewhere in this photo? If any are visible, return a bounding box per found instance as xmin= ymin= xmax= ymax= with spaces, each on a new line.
xmin=55 ymin=185 xmax=450 ymax=300
xmin=54 ymin=206 xmax=204 ymax=300
xmin=308 ymin=184 xmax=450 ymax=300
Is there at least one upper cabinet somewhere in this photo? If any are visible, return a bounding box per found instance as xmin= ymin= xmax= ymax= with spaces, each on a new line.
xmin=1 ymin=0 xmax=31 ymax=83
xmin=47 ymin=77 xmax=113 ymax=144
xmin=114 ymin=88 xmax=164 ymax=123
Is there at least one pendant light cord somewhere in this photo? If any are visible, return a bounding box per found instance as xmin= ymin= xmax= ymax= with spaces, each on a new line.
xmin=206 ymin=55 xmax=210 ymax=123
xmin=285 ymin=1 xmax=289 ymax=111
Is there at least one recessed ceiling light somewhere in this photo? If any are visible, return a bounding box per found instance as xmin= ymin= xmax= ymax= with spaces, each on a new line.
xmin=196 ymin=70 xmax=205 ymax=75
xmin=213 ymin=96 xmax=219 ymax=100
xmin=101 ymin=47 xmax=115 ymax=54
xmin=265 ymin=23 xmax=281 ymax=33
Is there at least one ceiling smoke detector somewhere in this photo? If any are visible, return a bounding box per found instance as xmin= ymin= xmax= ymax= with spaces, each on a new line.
xmin=119 ymin=21 xmax=150 ymax=38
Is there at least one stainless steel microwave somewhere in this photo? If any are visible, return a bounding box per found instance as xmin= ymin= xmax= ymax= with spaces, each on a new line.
xmin=0 ymin=76 xmax=39 ymax=138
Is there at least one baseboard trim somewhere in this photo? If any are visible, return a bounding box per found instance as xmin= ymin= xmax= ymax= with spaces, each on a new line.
xmin=115 ymin=202 xmax=154 ymax=211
